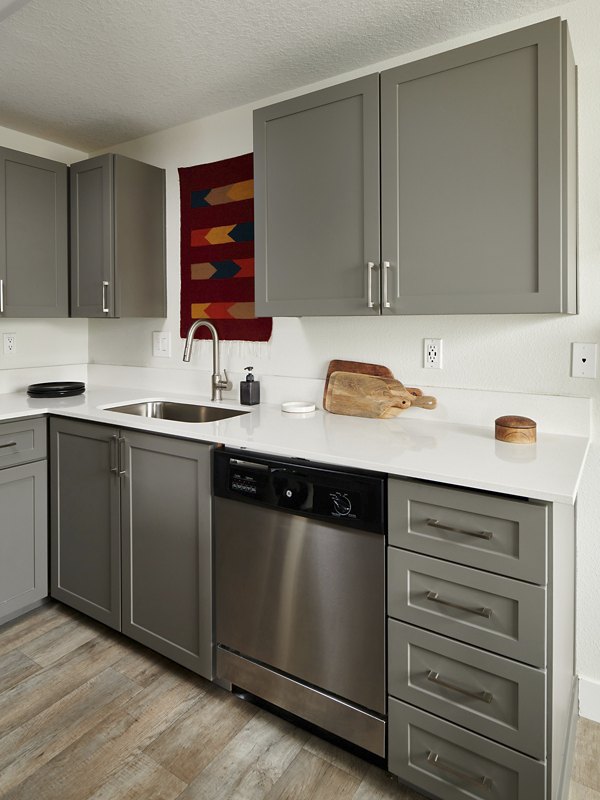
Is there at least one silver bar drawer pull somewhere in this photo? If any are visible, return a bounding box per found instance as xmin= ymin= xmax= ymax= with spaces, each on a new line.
xmin=426 ymin=751 xmax=492 ymax=789
xmin=382 ymin=261 xmax=391 ymax=308
xmin=0 ymin=279 xmax=4 ymax=313
xmin=367 ymin=262 xmax=377 ymax=309
xmin=118 ymin=437 xmax=127 ymax=476
xmin=0 ymin=441 xmax=17 ymax=449
xmin=426 ymin=590 xmax=492 ymax=619
xmin=426 ymin=670 xmax=493 ymax=704
xmin=109 ymin=434 xmax=119 ymax=474
xmin=102 ymin=281 xmax=110 ymax=313
xmin=426 ymin=518 xmax=493 ymax=541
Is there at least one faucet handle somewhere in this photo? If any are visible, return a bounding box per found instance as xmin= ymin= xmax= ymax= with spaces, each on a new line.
xmin=216 ymin=369 xmax=233 ymax=391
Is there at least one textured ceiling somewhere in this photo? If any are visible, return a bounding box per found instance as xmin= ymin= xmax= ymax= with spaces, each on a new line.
xmin=0 ymin=0 xmax=572 ymax=151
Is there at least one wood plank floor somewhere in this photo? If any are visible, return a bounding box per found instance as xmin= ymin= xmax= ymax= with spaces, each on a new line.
xmin=0 ymin=602 xmax=595 ymax=800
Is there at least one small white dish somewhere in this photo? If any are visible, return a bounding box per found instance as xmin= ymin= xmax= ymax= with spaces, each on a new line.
xmin=281 ymin=401 xmax=316 ymax=414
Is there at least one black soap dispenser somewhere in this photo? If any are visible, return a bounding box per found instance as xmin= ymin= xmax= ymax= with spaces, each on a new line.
xmin=240 ymin=366 xmax=260 ymax=405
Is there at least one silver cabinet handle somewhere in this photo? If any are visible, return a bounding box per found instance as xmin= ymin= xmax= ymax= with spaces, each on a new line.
xmin=366 ymin=262 xmax=377 ymax=309
xmin=102 ymin=281 xmax=110 ymax=314
xmin=426 ymin=518 xmax=493 ymax=541
xmin=118 ymin=437 xmax=127 ymax=476
xmin=0 ymin=441 xmax=17 ymax=449
xmin=382 ymin=261 xmax=391 ymax=308
xmin=426 ymin=751 xmax=492 ymax=789
xmin=426 ymin=670 xmax=493 ymax=704
xmin=425 ymin=590 xmax=492 ymax=619
xmin=0 ymin=279 xmax=4 ymax=313
xmin=109 ymin=434 xmax=119 ymax=474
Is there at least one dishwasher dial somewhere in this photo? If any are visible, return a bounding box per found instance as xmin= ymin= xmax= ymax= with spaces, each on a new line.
xmin=331 ymin=491 xmax=352 ymax=516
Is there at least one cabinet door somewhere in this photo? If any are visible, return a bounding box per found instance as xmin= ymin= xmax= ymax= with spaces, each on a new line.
xmin=70 ymin=154 xmax=115 ymax=318
xmin=381 ymin=18 xmax=574 ymax=314
xmin=254 ymin=74 xmax=380 ymax=316
xmin=0 ymin=147 xmax=68 ymax=317
xmin=121 ymin=431 xmax=212 ymax=678
xmin=0 ymin=461 xmax=47 ymax=624
xmin=50 ymin=418 xmax=121 ymax=630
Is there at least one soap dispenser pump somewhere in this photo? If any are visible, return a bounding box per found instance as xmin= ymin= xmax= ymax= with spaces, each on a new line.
xmin=240 ymin=366 xmax=260 ymax=405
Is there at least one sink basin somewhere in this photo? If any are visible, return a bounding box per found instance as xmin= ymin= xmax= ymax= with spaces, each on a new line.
xmin=105 ymin=400 xmax=249 ymax=423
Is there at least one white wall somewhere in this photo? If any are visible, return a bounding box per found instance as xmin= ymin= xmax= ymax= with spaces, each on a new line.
xmin=89 ymin=0 xmax=600 ymax=713
xmin=0 ymin=125 xmax=89 ymax=370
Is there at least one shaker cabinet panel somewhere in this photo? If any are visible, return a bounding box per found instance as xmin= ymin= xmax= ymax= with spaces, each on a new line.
xmin=380 ymin=17 xmax=576 ymax=314
xmin=0 ymin=147 xmax=68 ymax=317
xmin=0 ymin=461 xmax=47 ymax=624
xmin=121 ymin=431 xmax=213 ymax=678
xmin=70 ymin=153 xmax=166 ymax=318
xmin=50 ymin=418 xmax=121 ymax=630
xmin=254 ymin=74 xmax=380 ymax=316
xmin=70 ymin=155 xmax=114 ymax=318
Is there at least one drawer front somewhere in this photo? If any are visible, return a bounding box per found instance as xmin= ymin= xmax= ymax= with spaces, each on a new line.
xmin=389 ymin=478 xmax=548 ymax=584
xmin=388 ymin=549 xmax=546 ymax=667
xmin=388 ymin=620 xmax=546 ymax=758
xmin=0 ymin=418 xmax=46 ymax=469
xmin=388 ymin=698 xmax=546 ymax=800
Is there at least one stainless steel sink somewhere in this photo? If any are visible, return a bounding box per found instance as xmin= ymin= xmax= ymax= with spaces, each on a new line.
xmin=106 ymin=400 xmax=248 ymax=423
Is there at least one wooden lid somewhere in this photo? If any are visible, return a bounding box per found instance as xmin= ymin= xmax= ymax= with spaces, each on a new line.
xmin=495 ymin=415 xmax=536 ymax=429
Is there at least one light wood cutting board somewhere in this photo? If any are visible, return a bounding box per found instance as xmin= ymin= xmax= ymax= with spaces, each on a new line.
xmin=322 ymin=359 xmax=422 ymax=408
xmin=324 ymin=372 xmax=437 ymax=419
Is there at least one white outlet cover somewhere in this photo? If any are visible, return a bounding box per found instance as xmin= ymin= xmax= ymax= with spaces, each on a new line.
xmin=424 ymin=338 xmax=442 ymax=369
xmin=152 ymin=331 xmax=171 ymax=358
xmin=3 ymin=332 xmax=16 ymax=355
xmin=571 ymin=342 xmax=597 ymax=378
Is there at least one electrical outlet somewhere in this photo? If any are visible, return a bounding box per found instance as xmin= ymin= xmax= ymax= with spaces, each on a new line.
xmin=571 ymin=342 xmax=597 ymax=378
xmin=3 ymin=333 xmax=16 ymax=355
xmin=152 ymin=331 xmax=171 ymax=358
xmin=424 ymin=338 xmax=442 ymax=369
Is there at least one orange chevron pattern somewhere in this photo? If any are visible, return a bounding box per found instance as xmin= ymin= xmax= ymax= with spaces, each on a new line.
xmin=191 ymin=225 xmax=235 ymax=247
xmin=191 ymin=301 xmax=256 ymax=319
xmin=191 ymin=258 xmax=255 ymax=280
xmin=191 ymin=179 xmax=254 ymax=207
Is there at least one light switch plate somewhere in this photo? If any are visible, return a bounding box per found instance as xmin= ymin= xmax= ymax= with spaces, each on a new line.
xmin=152 ymin=331 xmax=171 ymax=358
xmin=571 ymin=342 xmax=597 ymax=378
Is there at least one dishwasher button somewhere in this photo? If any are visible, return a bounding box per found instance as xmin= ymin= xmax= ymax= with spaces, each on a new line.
xmin=332 ymin=492 xmax=352 ymax=516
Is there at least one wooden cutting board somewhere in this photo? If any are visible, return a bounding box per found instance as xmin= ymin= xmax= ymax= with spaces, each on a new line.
xmin=322 ymin=359 xmax=422 ymax=408
xmin=324 ymin=372 xmax=437 ymax=419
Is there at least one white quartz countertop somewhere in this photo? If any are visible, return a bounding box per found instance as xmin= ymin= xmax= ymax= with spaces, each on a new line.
xmin=0 ymin=384 xmax=589 ymax=505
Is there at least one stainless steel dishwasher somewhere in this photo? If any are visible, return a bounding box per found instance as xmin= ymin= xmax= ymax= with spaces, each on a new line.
xmin=214 ymin=448 xmax=386 ymax=757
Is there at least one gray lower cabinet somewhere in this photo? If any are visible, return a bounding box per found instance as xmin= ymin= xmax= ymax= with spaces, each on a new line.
xmin=0 ymin=147 xmax=68 ymax=317
xmin=120 ymin=430 xmax=212 ymax=678
xmin=387 ymin=477 xmax=576 ymax=800
xmin=50 ymin=418 xmax=121 ymax=630
xmin=50 ymin=418 xmax=213 ymax=679
xmin=254 ymin=17 xmax=576 ymax=316
xmin=0 ymin=419 xmax=48 ymax=624
xmin=70 ymin=153 xmax=166 ymax=318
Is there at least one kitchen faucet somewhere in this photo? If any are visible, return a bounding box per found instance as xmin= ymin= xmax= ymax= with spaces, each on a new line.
xmin=182 ymin=320 xmax=232 ymax=402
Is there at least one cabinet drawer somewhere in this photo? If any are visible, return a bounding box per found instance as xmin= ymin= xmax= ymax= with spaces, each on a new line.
xmin=388 ymin=549 xmax=546 ymax=667
xmin=389 ymin=479 xmax=547 ymax=584
xmin=388 ymin=698 xmax=545 ymax=800
xmin=388 ymin=620 xmax=546 ymax=758
xmin=0 ymin=418 xmax=46 ymax=469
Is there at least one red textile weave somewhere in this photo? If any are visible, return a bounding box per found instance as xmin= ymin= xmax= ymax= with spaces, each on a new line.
xmin=179 ymin=153 xmax=272 ymax=341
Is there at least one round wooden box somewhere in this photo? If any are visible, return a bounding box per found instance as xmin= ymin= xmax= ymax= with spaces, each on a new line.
xmin=495 ymin=415 xmax=537 ymax=444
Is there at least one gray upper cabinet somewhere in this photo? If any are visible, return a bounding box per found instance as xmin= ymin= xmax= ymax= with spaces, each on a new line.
xmin=381 ymin=17 xmax=576 ymax=315
xmin=0 ymin=147 xmax=68 ymax=317
xmin=254 ymin=74 xmax=380 ymax=316
xmin=70 ymin=153 xmax=166 ymax=318
xmin=254 ymin=18 xmax=577 ymax=316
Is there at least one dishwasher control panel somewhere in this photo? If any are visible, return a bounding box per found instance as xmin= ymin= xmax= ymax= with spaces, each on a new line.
xmin=214 ymin=448 xmax=386 ymax=533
